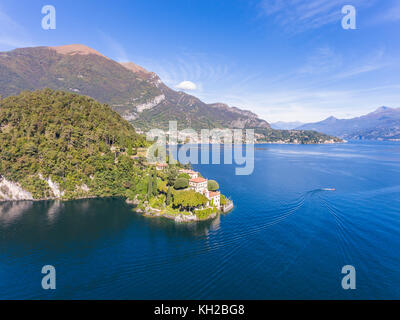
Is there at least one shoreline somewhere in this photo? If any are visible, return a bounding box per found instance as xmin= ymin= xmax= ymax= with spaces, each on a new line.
xmin=164 ymin=140 xmax=346 ymax=146
xmin=0 ymin=195 xmax=114 ymax=203
xmin=125 ymin=198 xmax=233 ymax=223
xmin=0 ymin=195 xmax=233 ymax=225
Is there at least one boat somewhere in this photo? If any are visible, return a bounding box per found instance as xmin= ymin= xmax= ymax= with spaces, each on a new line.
xmin=322 ymin=188 xmax=336 ymax=191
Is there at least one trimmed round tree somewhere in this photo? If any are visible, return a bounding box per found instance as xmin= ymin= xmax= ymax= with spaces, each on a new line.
xmin=208 ymin=180 xmax=219 ymax=191
xmin=174 ymin=177 xmax=189 ymax=190
xmin=178 ymin=173 xmax=190 ymax=179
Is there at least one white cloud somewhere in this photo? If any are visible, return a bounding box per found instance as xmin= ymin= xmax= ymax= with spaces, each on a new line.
xmin=192 ymin=44 xmax=398 ymax=123
xmin=370 ymin=1 xmax=400 ymax=24
xmin=297 ymin=47 xmax=342 ymax=75
xmin=140 ymin=50 xmax=232 ymax=93
xmin=0 ymin=7 xmax=34 ymax=50
xmin=99 ymin=32 xmax=129 ymax=62
xmin=175 ymin=80 xmax=197 ymax=91
xmin=260 ymin=0 xmax=374 ymax=33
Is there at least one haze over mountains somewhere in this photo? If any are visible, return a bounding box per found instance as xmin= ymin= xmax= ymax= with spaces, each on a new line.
xmin=296 ymin=107 xmax=400 ymax=141
xmin=271 ymin=121 xmax=304 ymax=130
xmin=0 ymin=44 xmax=341 ymax=144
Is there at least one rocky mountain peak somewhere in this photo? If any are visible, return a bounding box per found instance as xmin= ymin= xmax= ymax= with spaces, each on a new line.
xmin=49 ymin=44 xmax=108 ymax=58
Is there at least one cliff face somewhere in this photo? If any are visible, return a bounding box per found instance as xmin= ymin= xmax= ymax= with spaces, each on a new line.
xmin=0 ymin=176 xmax=33 ymax=201
xmin=0 ymin=175 xmax=68 ymax=201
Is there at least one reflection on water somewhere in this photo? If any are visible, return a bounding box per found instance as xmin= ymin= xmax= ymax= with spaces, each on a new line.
xmin=0 ymin=198 xmax=223 ymax=300
xmin=0 ymin=199 xmax=217 ymax=248
xmin=0 ymin=201 xmax=33 ymax=224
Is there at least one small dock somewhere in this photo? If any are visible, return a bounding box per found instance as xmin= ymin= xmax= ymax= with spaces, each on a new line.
xmin=222 ymin=201 xmax=234 ymax=213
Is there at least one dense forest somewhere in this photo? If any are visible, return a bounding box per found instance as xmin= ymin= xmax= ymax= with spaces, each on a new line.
xmin=0 ymin=89 xmax=148 ymax=199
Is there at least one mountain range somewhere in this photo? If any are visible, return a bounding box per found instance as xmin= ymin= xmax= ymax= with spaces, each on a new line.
xmin=296 ymin=107 xmax=400 ymax=141
xmin=271 ymin=121 xmax=304 ymax=130
xmin=0 ymin=44 xmax=268 ymax=131
xmin=0 ymin=44 xmax=340 ymax=144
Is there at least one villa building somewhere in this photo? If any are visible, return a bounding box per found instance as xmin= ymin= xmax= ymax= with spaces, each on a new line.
xmin=156 ymin=163 xmax=168 ymax=171
xmin=179 ymin=169 xmax=199 ymax=179
xmin=174 ymin=171 xmax=224 ymax=211
xmin=189 ymin=177 xmax=208 ymax=193
xmin=205 ymin=191 xmax=220 ymax=207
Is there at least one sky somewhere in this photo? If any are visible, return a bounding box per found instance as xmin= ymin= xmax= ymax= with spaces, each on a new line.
xmin=0 ymin=0 xmax=400 ymax=123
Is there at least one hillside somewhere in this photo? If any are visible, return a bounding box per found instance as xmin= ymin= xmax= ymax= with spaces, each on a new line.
xmin=0 ymin=45 xmax=269 ymax=131
xmin=0 ymin=89 xmax=147 ymax=200
xmin=0 ymin=45 xmax=161 ymax=109
xmin=296 ymin=107 xmax=400 ymax=140
xmin=0 ymin=45 xmax=341 ymax=144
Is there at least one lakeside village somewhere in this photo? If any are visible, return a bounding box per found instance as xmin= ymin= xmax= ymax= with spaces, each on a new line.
xmin=140 ymin=126 xmax=341 ymax=145
xmin=127 ymin=151 xmax=233 ymax=222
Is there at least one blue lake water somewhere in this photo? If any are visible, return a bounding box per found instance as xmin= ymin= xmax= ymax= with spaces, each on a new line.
xmin=0 ymin=141 xmax=399 ymax=299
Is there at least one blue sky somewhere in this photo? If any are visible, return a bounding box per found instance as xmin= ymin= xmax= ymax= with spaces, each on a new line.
xmin=1 ymin=0 xmax=400 ymax=122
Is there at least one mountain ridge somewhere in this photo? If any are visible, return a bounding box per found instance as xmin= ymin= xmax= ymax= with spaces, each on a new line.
xmin=0 ymin=45 xmax=270 ymax=131
xmin=271 ymin=121 xmax=304 ymax=130
xmin=296 ymin=107 xmax=400 ymax=140
xmin=0 ymin=44 xmax=341 ymax=143
xmin=50 ymin=44 xmax=109 ymax=58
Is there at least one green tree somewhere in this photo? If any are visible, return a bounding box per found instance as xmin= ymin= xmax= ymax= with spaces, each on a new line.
xmin=173 ymin=189 xmax=208 ymax=211
xmin=147 ymin=174 xmax=153 ymax=198
xmin=178 ymin=173 xmax=190 ymax=179
xmin=166 ymin=187 xmax=172 ymax=205
xmin=220 ymin=194 xmax=228 ymax=205
xmin=157 ymin=179 xmax=168 ymax=193
xmin=208 ymin=180 xmax=219 ymax=191
xmin=174 ymin=177 xmax=189 ymax=190
xmin=152 ymin=173 xmax=158 ymax=196
xmin=127 ymin=145 xmax=133 ymax=156
xmin=167 ymin=166 xmax=178 ymax=186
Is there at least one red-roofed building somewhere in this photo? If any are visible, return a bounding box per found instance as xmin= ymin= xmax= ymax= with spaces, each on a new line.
xmin=179 ymin=169 xmax=199 ymax=179
xmin=156 ymin=163 xmax=168 ymax=171
xmin=205 ymin=190 xmax=220 ymax=207
xmin=189 ymin=177 xmax=208 ymax=193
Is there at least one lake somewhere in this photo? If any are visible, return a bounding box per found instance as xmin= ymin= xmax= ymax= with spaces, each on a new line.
xmin=1 ymin=141 xmax=399 ymax=299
